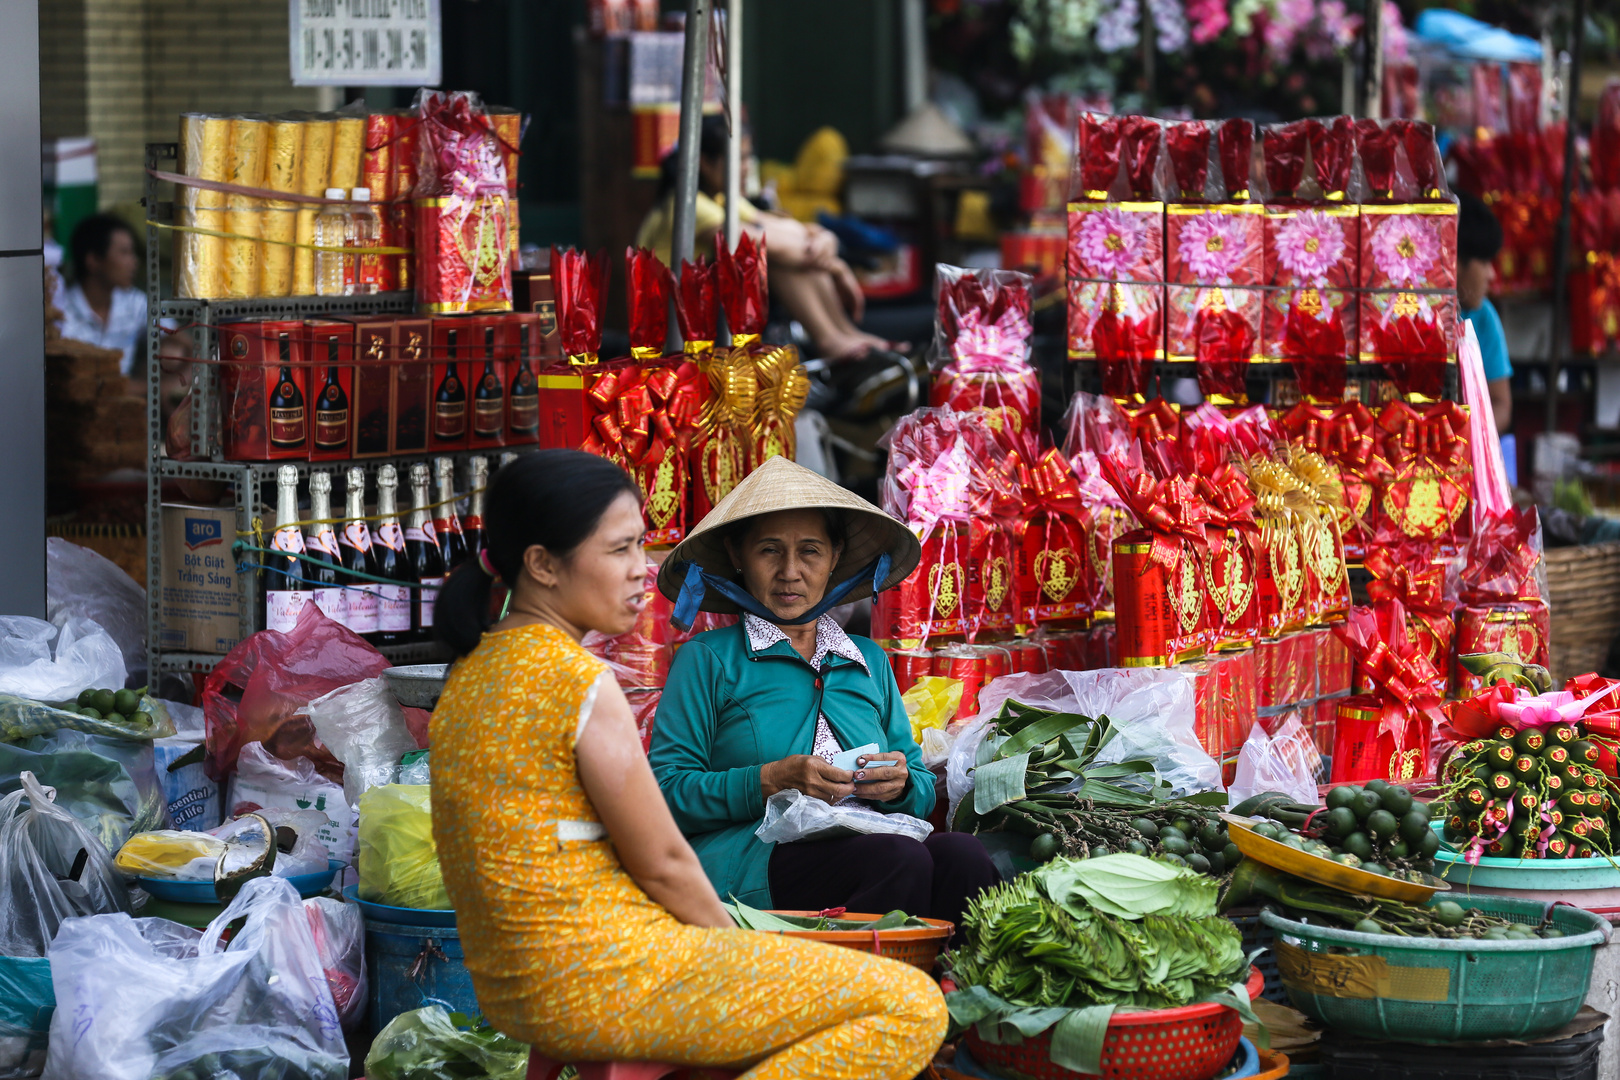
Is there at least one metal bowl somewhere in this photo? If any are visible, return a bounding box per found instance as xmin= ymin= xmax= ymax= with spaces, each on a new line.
xmin=384 ymin=664 xmax=450 ymax=710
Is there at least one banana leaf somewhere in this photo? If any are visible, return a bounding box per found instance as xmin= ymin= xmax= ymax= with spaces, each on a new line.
xmin=974 ymin=753 xmax=1030 ymax=815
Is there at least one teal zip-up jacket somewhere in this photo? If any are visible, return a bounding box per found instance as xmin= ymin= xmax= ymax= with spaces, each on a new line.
xmin=649 ymin=619 xmax=934 ymax=907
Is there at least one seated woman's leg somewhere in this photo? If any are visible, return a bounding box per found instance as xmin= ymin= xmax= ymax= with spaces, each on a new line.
xmin=768 ymin=833 xmax=933 ymax=916
xmin=922 ymin=832 xmax=1002 ymax=936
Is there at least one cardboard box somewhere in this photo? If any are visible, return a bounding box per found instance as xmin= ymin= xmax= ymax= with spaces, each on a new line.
xmin=159 ymin=503 xmax=241 ymax=655
xmin=218 ymin=321 xmax=308 ymax=461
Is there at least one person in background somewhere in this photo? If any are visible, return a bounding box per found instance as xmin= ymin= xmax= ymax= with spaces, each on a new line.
xmin=637 ymin=115 xmax=899 ymax=361
xmin=59 ymin=213 xmax=145 ymax=378
xmin=1457 ymin=192 xmax=1512 ymax=435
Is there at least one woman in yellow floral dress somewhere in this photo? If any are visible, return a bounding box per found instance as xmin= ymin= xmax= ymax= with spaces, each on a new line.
xmin=430 ymin=450 xmax=946 ymax=1078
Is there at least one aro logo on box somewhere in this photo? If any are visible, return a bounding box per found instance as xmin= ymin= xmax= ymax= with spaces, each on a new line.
xmin=184 ymin=517 xmax=224 ymax=551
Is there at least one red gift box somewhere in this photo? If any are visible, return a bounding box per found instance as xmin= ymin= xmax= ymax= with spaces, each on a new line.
xmin=352 ymin=317 xmax=431 ymax=458
xmin=428 ymin=318 xmax=474 ymax=451
xmin=1262 ymin=203 xmax=1359 ymax=401
xmin=1331 ymin=693 xmax=1430 ymax=784
xmin=1256 ymin=631 xmax=1316 ymax=709
xmin=1365 ymin=544 xmax=1456 ymax=696
xmin=304 ymin=320 xmax=355 ymax=463
xmin=1020 ymin=449 xmax=1094 ymax=631
xmin=1376 ymin=401 xmax=1472 ymax=555
xmin=465 ymin=314 xmax=511 ymax=450
xmin=1066 ymin=200 xmax=1166 ymax=396
xmin=871 ymin=525 xmax=970 ymax=647
xmin=412 ymin=92 xmax=514 ymax=314
xmin=1330 ymin=601 xmax=1447 ymax=782
xmin=1279 ymin=402 xmax=1385 ymax=559
xmin=1455 ymin=601 xmax=1551 ymax=695
xmin=219 ymin=320 xmax=308 ymax=462
xmin=1358 ymin=291 xmax=1460 ymax=399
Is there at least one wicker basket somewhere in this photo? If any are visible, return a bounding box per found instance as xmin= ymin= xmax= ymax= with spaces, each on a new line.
xmin=765 ymin=910 xmax=953 ymax=971
xmin=1546 ymin=541 xmax=1620 ymax=684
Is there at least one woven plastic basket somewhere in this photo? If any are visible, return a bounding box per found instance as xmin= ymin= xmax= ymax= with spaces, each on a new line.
xmin=765 ymin=911 xmax=953 ymax=971
xmin=962 ymin=966 xmax=1264 ymax=1080
xmin=1546 ymin=540 xmax=1620 ymax=684
xmin=1260 ymin=894 xmax=1609 ymax=1043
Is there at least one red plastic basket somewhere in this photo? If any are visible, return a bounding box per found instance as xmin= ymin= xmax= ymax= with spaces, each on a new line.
xmin=963 ymin=966 xmax=1264 ymax=1080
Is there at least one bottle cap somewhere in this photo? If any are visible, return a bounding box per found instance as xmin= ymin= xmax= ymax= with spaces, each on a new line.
xmin=324 ymin=188 xmax=346 ymax=200
xmin=351 ymin=187 xmax=371 ymax=202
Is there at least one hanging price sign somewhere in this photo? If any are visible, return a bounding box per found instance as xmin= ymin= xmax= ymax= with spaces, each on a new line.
xmin=289 ymin=0 xmax=443 ymax=87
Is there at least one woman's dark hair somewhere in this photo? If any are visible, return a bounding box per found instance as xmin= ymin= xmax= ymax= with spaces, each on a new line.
xmin=70 ymin=213 xmax=136 ymax=282
xmin=435 ymin=449 xmax=642 ymax=657
xmin=1457 ymin=192 xmax=1503 ymax=265
xmin=656 ymin=113 xmax=732 ymax=197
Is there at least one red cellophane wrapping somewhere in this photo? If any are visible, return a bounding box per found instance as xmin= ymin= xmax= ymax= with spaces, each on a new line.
xmin=932 ymin=266 xmax=1040 ymax=437
xmin=1180 ymin=406 xmax=1265 ymax=647
xmin=1376 ymin=400 xmax=1472 ymax=556
xmin=551 ymin=246 xmax=610 ymax=366
xmin=412 ymin=90 xmax=512 ymax=313
xmin=1453 ymin=505 xmax=1548 ymax=694
xmin=626 ymin=247 xmax=671 ymax=360
xmin=874 ymin=408 xmax=1022 ymax=646
xmin=1364 ymin=539 xmax=1457 ymax=696
xmin=1020 ymin=449 xmax=1093 ymax=633
xmin=362 ymin=113 xmax=398 ymax=292
xmin=618 ymin=250 xmax=690 ymax=544
xmin=1279 ymin=401 xmax=1387 ymax=559
xmin=718 ymin=233 xmax=804 ymax=468
xmin=1255 ymin=631 xmax=1316 ymax=709
xmin=1330 ymin=600 xmax=1447 ymax=782
xmin=680 ymin=258 xmax=750 ymax=521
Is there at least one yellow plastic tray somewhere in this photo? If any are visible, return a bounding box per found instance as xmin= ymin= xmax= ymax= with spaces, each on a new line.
xmin=1224 ymin=816 xmax=1450 ymax=903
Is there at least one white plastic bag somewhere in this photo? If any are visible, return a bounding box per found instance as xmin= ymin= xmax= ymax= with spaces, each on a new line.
xmin=755 ymin=788 xmax=934 ymax=845
xmin=1227 ymin=713 xmax=1322 ymax=809
xmin=46 ymin=538 xmax=147 ymax=674
xmin=304 ymin=897 xmax=366 ymax=1028
xmin=945 ymin=668 xmax=1222 ymax=825
xmin=255 ymin=807 xmax=332 ymax=878
xmin=42 ymin=875 xmax=347 ymax=1080
xmin=306 ymin=677 xmax=419 ymax=808
xmin=227 ymin=743 xmax=356 ymax=864
xmin=0 ymin=773 xmax=132 ymax=958
xmin=0 ymin=615 xmax=125 ymax=705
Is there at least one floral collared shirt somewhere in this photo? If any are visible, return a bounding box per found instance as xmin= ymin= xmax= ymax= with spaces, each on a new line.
xmin=742 ymin=613 xmax=869 ymax=763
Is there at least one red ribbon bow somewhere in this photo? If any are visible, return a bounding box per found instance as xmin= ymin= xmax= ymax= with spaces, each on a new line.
xmin=1333 ymin=600 xmax=1447 ymax=758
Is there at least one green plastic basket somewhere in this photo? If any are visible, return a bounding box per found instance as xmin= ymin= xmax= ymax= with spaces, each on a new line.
xmin=1258 ymin=894 xmax=1609 ymax=1043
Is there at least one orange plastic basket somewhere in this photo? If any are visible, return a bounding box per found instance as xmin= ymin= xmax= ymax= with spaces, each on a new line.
xmin=962 ymin=966 xmax=1264 ymax=1080
xmin=765 ymin=910 xmax=954 ymax=971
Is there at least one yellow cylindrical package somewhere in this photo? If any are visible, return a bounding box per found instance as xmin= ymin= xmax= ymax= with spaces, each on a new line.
xmin=260 ymin=117 xmax=303 ymax=297
xmin=358 ymin=784 xmax=451 ymax=910
xmin=177 ymin=112 xmax=231 ymax=298
xmin=223 ymin=115 xmax=268 ymax=297
xmin=294 ymin=116 xmax=335 ymax=295
xmin=114 ymin=830 xmax=226 ymax=878
xmin=329 ymin=115 xmax=365 ymax=194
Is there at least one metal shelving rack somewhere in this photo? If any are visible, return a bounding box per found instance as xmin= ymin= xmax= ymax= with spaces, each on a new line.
xmin=142 ymin=142 xmax=466 ymax=679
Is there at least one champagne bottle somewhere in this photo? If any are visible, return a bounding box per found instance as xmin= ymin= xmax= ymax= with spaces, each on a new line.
xmin=314 ymin=335 xmax=350 ymax=452
xmin=473 ymin=325 xmax=505 ymax=439
xmin=434 ymin=329 xmax=466 ymax=440
xmin=338 ymin=466 xmax=381 ymax=637
xmin=303 ymin=469 xmax=345 ymax=625
xmin=406 ymin=463 xmax=448 ymax=641
xmin=371 ymin=464 xmax=417 ymax=645
xmin=508 ymin=321 xmax=539 ymax=438
xmin=269 ymin=332 xmax=307 ymax=450
xmin=498 ymin=451 xmax=519 ymax=469
xmin=432 ymin=456 xmax=469 ymax=570
xmin=462 ymin=456 xmax=489 ymax=561
xmin=263 ymin=464 xmax=308 ymax=632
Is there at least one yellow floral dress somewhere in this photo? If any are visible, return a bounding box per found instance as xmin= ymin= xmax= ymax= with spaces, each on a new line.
xmin=431 ymin=623 xmax=947 ymax=1078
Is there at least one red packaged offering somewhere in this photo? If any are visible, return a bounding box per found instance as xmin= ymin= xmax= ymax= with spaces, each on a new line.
xmin=362 ymin=113 xmax=398 ymax=292
xmin=428 ymin=318 xmax=473 ymax=451
xmin=220 ymin=320 xmax=308 ymax=462
xmin=533 ymin=247 xmax=609 ymax=453
xmin=1330 ymin=600 xmax=1447 ymax=783
xmin=304 ymin=320 xmax=356 ymax=463
xmin=932 ymin=266 xmax=1040 ymax=437
xmin=1020 ymin=449 xmax=1093 ymax=632
xmin=1455 ymin=602 xmax=1551 ymax=695
xmin=719 ymin=233 xmax=803 ymax=469
xmin=1279 ymin=401 xmax=1385 ymax=559
xmin=1364 ymin=542 xmax=1456 ymax=696
xmin=412 ymin=90 xmax=513 ymax=313
xmin=1067 ymin=201 xmax=1165 ymax=390
xmin=1376 ymin=400 xmax=1472 ymax=556
xmin=1461 ymin=506 xmax=1546 ymax=605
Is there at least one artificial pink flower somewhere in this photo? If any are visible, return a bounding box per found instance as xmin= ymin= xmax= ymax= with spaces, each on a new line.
xmin=1186 ymin=0 xmax=1229 ymax=44
xmin=1076 ymin=206 xmax=1145 ymax=280
xmin=1178 ymin=212 xmax=1247 ymax=282
xmin=1275 ymin=210 xmax=1348 ymax=284
xmin=1370 ymin=215 xmax=1440 ymax=287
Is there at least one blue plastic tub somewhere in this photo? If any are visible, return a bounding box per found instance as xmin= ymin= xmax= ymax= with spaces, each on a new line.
xmin=363 ymin=917 xmax=480 ymax=1034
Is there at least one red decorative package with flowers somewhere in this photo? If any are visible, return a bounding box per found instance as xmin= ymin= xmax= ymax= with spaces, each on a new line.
xmin=1330 ymin=600 xmax=1447 ymax=783
xmin=1376 ymin=400 xmax=1471 ymax=556
xmin=412 ymin=90 xmax=513 ymax=314
xmin=932 ymin=266 xmax=1040 ymax=437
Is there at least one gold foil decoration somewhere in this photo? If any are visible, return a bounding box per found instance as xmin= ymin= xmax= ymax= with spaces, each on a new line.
xmin=260 ymin=119 xmax=303 ymax=297
xmin=329 ymin=116 xmax=365 ymax=194
xmin=294 ymin=116 xmax=335 ymax=295
xmin=223 ymin=116 xmax=268 ymax=298
xmin=177 ymin=113 xmax=230 ymax=298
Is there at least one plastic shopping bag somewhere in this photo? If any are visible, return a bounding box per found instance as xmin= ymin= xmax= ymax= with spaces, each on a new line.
xmin=358 ymin=785 xmax=450 ymax=910
xmin=0 ymin=615 xmax=125 ymax=706
xmin=755 ymin=788 xmax=934 ymax=845
xmin=0 ymin=772 xmax=132 ymax=958
xmin=306 ymin=677 xmax=419 ymax=808
xmin=304 ymin=897 xmax=366 ymax=1028
xmin=0 ymin=728 xmax=170 ymax=852
xmin=945 ymin=668 xmax=1221 ymax=824
xmin=0 ymin=954 xmax=54 ymax=1079
xmin=201 ymin=603 xmax=391 ymax=782
xmin=228 ymin=742 xmax=356 ymax=864
xmin=46 ymin=538 xmax=147 ymax=674
xmin=364 ymin=1005 xmax=528 ymax=1080
xmin=42 ymin=876 xmax=347 ymax=1080
xmin=1227 ymin=713 xmax=1322 ymax=809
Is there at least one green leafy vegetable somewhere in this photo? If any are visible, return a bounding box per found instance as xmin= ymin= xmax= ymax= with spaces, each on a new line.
xmin=364 ymin=1006 xmax=528 ymax=1080
xmin=1032 ymin=853 xmax=1220 ymax=921
xmin=724 ymin=897 xmax=929 ymax=931
xmin=974 ymin=753 xmax=1030 ymax=815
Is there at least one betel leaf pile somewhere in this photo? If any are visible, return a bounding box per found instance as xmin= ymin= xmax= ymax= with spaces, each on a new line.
xmin=945 ymin=854 xmax=1258 ymax=1076
xmin=954 ymin=699 xmax=1230 ymax=873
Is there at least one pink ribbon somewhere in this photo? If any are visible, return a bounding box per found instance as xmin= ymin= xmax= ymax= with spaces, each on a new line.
xmin=951 ymin=306 xmax=1033 ymax=366
xmin=1490 ymin=685 xmax=1616 ymax=729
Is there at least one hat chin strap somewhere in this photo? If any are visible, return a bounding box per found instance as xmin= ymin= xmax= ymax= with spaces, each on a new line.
xmin=670 ymin=553 xmax=892 ymax=633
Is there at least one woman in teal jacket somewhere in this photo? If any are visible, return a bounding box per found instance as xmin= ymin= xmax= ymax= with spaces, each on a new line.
xmin=649 ymin=457 xmax=998 ymax=926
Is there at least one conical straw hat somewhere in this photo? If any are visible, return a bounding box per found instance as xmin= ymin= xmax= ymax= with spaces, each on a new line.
xmin=657 ymin=456 xmax=920 ymax=614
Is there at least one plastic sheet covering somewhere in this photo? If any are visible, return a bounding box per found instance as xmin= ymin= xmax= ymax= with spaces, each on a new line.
xmin=0 ymin=615 xmax=127 ymax=709
xmin=754 ymin=788 xmax=934 ymax=845
xmin=41 ymin=876 xmax=347 ymax=1080
xmin=45 ymin=539 xmax=146 ymax=674
xmin=0 ymin=773 xmax=131 ymax=959
xmin=1227 ymin=712 xmax=1322 ymax=807
xmin=306 ymin=677 xmax=419 ymax=808
xmin=946 ymin=668 xmax=1220 ymax=824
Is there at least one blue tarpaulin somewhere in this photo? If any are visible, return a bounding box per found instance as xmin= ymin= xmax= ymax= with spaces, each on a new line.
xmin=1414 ymin=9 xmax=1542 ymax=64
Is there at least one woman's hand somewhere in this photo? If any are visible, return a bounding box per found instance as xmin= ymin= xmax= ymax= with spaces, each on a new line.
xmin=852 ymin=751 xmax=910 ymax=803
xmin=760 ymin=755 xmax=855 ymax=805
